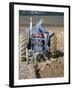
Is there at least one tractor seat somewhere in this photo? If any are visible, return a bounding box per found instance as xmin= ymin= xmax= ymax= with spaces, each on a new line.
xmin=34 ymin=33 xmax=44 ymax=38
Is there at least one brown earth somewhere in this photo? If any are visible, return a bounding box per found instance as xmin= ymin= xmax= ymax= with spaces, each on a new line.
xmin=38 ymin=58 xmax=64 ymax=78
xmin=19 ymin=57 xmax=64 ymax=79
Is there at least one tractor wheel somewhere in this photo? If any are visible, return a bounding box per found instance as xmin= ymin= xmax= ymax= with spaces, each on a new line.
xmin=20 ymin=32 xmax=27 ymax=61
xmin=50 ymin=33 xmax=57 ymax=57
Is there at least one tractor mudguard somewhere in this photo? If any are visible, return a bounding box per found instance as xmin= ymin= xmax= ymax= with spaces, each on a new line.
xmin=48 ymin=32 xmax=54 ymax=37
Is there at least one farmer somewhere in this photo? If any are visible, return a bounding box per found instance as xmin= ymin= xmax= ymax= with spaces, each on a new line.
xmin=34 ymin=19 xmax=45 ymax=50
xmin=35 ymin=19 xmax=48 ymax=50
xmin=35 ymin=19 xmax=44 ymax=36
xmin=34 ymin=18 xmax=49 ymax=40
xmin=34 ymin=19 xmax=51 ymax=60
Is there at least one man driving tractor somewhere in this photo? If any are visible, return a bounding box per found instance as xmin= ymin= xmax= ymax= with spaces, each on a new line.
xmin=33 ymin=18 xmax=50 ymax=51
xmin=35 ymin=19 xmax=44 ymax=35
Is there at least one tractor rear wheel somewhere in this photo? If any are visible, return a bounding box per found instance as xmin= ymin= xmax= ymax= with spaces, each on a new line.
xmin=20 ymin=32 xmax=27 ymax=61
xmin=50 ymin=33 xmax=57 ymax=57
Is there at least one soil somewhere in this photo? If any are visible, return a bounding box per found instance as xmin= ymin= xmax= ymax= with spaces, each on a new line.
xmin=38 ymin=57 xmax=64 ymax=78
xmin=19 ymin=56 xmax=64 ymax=79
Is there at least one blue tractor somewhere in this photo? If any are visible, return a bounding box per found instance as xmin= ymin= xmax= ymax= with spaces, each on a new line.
xmin=25 ymin=18 xmax=57 ymax=64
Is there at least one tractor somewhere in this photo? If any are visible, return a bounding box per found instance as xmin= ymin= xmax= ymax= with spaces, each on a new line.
xmin=20 ymin=17 xmax=57 ymax=65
